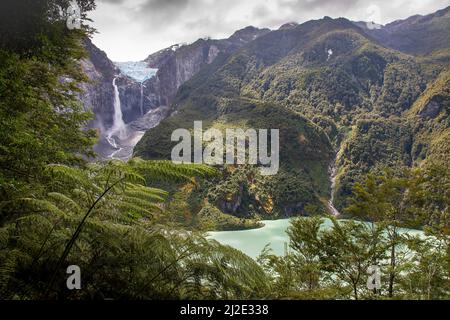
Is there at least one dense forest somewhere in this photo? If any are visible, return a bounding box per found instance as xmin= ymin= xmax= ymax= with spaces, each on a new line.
xmin=0 ymin=0 xmax=448 ymax=300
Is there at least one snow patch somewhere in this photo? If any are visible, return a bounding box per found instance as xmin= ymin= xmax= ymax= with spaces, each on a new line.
xmin=326 ymin=48 xmax=333 ymax=61
xmin=366 ymin=21 xmax=383 ymax=30
xmin=170 ymin=43 xmax=184 ymax=51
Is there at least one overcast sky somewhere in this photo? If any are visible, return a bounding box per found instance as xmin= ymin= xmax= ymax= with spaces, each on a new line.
xmin=87 ymin=0 xmax=450 ymax=61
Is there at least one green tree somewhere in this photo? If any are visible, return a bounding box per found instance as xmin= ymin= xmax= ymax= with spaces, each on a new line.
xmin=319 ymin=218 xmax=385 ymax=299
xmin=346 ymin=165 xmax=449 ymax=299
xmin=286 ymin=216 xmax=324 ymax=291
xmin=0 ymin=0 xmax=97 ymax=223
xmin=259 ymin=216 xmax=386 ymax=299
xmin=401 ymin=164 xmax=449 ymax=299
xmin=346 ymin=170 xmax=410 ymax=297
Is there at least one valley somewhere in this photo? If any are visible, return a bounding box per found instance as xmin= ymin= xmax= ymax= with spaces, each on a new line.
xmin=76 ymin=6 xmax=450 ymax=230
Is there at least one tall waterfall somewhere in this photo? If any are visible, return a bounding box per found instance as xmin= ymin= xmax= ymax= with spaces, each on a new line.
xmin=101 ymin=63 xmax=158 ymax=160
xmin=108 ymin=77 xmax=126 ymax=139
xmin=140 ymin=83 xmax=144 ymax=116
xmin=105 ymin=77 xmax=126 ymax=158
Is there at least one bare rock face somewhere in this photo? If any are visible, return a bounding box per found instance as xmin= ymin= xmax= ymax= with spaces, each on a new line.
xmin=142 ymin=40 xmax=224 ymax=109
xmin=129 ymin=106 xmax=171 ymax=132
xmin=143 ymin=26 xmax=270 ymax=110
xmin=419 ymin=99 xmax=442 ymax=119
xmin=80 ymin=39 xmax=117 ymax=132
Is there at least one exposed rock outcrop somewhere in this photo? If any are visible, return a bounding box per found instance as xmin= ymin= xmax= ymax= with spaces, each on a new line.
xmin=419 ymin=100 xmax=442 ymax=119
xmin=143 ymin=26 xmax=270 ymax=111
xmin=80 ymin=39 xmax=117 ymax=132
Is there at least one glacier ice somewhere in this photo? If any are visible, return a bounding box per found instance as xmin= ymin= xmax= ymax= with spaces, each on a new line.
xmin=114 ymin=61 xmax=158 ymax=83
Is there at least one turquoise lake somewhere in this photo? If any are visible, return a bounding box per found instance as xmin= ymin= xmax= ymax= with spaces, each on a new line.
xmin=208 ymin=218 xmax=424 ymax=259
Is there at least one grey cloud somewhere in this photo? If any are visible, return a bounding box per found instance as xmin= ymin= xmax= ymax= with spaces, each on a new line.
xmin=90 ymin=0 xmax=450 ymax=61
xmin=252 ymin=4 xmax=271 ymax=19
xmin=129 ymin=0 xmax=191 ymax=29
xmin=281 ymin=0 xmax=360 ymax=11
xmin=139 ymin=0 xmax=190 ymax=13
xmin=98 ymin=0 xmax=126 ymax=4
xmin=184 ymin=17 xmax=212 ymax=30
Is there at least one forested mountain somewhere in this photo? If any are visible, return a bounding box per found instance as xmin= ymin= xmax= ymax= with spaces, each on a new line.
xmin=135 ymin=8 xmax=449 ymax=220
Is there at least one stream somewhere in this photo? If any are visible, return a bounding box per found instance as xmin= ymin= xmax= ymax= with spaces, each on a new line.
xmin=328 ymin=159 xmax=340 ymax=216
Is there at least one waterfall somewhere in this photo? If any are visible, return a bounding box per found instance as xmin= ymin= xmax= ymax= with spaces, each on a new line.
xmin=114 ymin=61 xmax=157 ymax=117
xmin=108 ymin=77 xmax=126 ymax=139
xmin=105 ymin=77 xmax=126 ymax=159
xmin=140 ymin=83 xmax=144 ymax=116
xmin=102 ymin=63 xmax=158 ymax=160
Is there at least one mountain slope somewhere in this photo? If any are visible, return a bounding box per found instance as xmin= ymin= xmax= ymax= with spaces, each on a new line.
xmin=135 ymin=97 xmax=333 ymax=219
xmin=359 ymin=6 xmax=450 ymax=58
xmin=143 ymin=26 xmax=270 ymax=111
xmin=135 ymin=10 xmax=449 ymax=220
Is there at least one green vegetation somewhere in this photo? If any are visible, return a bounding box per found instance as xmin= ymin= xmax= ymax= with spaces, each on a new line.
xmin=137 ymin=11 xmax=449 ymax=221
xmin=259 ymin=165 xmax=449 ymax=299
xmin=134 ymin=10 xmax=449 ymax=299
xmin=136 ymin=98 xmax=333 ymax=224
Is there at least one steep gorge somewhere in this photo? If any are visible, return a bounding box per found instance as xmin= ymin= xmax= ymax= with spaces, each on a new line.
xmin=80 ymin=27 xmax=270 ymax=160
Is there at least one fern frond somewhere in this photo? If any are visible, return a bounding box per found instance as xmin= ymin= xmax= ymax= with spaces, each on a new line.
xmin=118 ymin=202 xmax=155 ymax=219
xmin=48 ymin=192 xmax=81 ymax=214
xmin=123 ymin=190 xmax=166 ymax=203
xmin=45 ymin=164 xmax=89 ymax=187
xmin=118 ymin=196 xmax=163 ymax=212
xmin=129 ymin=158 xmax=218 ymax=183
xmin=125 ymin=183 xmax=168 ymax=197
xmin=18 ymin=198 xmax=69 ymax=217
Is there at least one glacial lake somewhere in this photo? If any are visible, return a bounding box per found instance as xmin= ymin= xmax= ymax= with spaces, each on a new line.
xmin=208 ymin=218 xmax=424 ymax=259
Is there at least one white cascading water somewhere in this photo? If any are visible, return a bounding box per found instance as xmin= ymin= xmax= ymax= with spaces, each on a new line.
xmin=101 ymin=62 xmax=158 ymax=160
xmin=140 ymin=83 xmax=144 ymax=116
xmin=110 ymin=77 xmax=126 ymax=137
xmin=106 ymin=77 xmax=126 ymax=158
